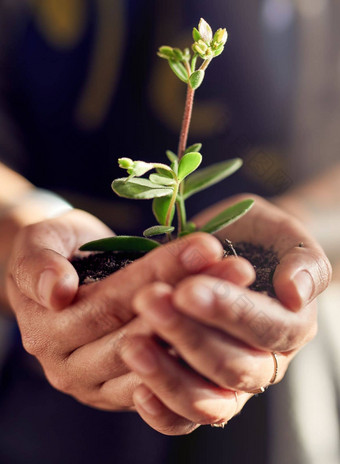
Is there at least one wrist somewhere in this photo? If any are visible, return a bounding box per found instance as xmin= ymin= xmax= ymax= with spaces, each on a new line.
xmin=0 ymin=188 xmax=73 ymax=312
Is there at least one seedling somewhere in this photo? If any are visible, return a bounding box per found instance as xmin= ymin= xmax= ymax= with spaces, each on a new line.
xmin=81 ymin=18 xmax=254 ymax=253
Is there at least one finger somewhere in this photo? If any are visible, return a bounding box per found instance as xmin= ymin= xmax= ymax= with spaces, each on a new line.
xmin=172 ymin=275 xmax=317 ymax=352
xmin=8 ymin=209 xmax=113 ymax=310
xmin=193 ymin=194 xmax=332 ymax=310
xmin=60 ymin=233 xmax=223 ymax=349
xmin=61 ymin=318 xmax=152 ymax=387
xmin=134 ymin=384 xmax=251 ymax=434
xmin=273 ymin=242 xmax=332 ymax=311
xmin=121 ymin=335 xmax=245 ymax=425
xmin=133 ymin=384 xmax=199 ymax=435
xmin=133 ymin=283 xmax=291 ymax=392
xmin=204 ymin=256 xmax=256 ymax=287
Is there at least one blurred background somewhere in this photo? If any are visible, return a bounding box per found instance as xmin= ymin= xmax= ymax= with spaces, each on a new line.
xmin=0 ymin=0 xmax=339 ymax=463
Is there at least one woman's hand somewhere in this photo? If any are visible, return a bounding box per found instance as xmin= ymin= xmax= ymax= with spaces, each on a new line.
xmin=124 ymin=194 xmax=331 ymax=434
xmin=6 ymin=209 xmax=229 ymax=416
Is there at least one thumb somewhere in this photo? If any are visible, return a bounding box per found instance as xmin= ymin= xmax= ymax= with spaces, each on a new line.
xmin=273 ymin=241 xmax=332 ymax=311
xmin=7 ymin=210 xmax=113 ymax=311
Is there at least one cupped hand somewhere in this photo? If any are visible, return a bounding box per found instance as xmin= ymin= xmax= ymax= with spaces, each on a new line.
xmin=6 ymin=209 xmax=239 ymax=428
xmin=125 ymin=194 xmax=331 ymax=433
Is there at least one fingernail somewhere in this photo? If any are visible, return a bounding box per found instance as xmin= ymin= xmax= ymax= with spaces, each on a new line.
xmin=38 ymin=269 xmax=58 ymax=306
xmin=293 ymin=270 xmax=314 ymax=305
xmin=121 ymin=342 xmax=158 ymax=375
xmin=134 ymin=387 xmax=163 ymax=416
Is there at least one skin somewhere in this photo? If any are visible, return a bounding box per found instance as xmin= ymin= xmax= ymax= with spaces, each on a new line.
xmin=123 ymin=194 xmax=331 ymax=434
xmin=5 ymin=194 xmax=332 ymax=436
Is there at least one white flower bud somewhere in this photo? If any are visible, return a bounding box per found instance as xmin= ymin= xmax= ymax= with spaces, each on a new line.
xmin=198 ymin=18 xmax=213 ymax=44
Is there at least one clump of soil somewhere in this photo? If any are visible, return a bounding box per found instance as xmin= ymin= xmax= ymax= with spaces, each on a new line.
xmin=72 ymin=251 xmax=145 ymax=285
xmin=226 ymin=242 xmax=279 ymax=298
xmin=72 ymin=241 xmax=280 ymax=297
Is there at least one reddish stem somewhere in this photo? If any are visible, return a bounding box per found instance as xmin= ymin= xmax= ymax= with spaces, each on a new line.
xmin=177 ymin=86 xmax=195 ymax=160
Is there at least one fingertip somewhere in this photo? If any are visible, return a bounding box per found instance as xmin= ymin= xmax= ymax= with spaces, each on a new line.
xmin=50 ymin=271 xmax=79 ymax=310
xmin=179 ymin=233 xmax=224 ymax=272
xmin=38 ymin=264 xmax=79 ymax=310
xmin=206 ymin=257 xmax=256 ymax=287
xmin=273 ymin=246 xmax=331 ymax=311
xmin=274 ymin=269 xmax=315 ymax=312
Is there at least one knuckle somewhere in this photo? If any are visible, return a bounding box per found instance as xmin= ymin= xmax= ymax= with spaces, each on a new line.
xmin=213 ymin=355 xmax=254 ymax=391
xmin=75 ymin=292 xmax=134 ymax=334
xmin=46 ymin=369 xmax=74 ymax=394
xmin=20 ymin=330 xmax=47 ymax=357
xmin=257 ymin=316 xmax=295 ymax=351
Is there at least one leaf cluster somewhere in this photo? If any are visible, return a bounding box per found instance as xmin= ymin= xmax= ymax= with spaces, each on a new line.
xmin=81 ymin=18 xmax=254 ymax=254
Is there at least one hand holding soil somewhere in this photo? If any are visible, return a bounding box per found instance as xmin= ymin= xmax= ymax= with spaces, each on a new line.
xmin=123 ymin=194 xmax=331 ymax=434
xmin=5 ymin=198 xmax=331 ymax=435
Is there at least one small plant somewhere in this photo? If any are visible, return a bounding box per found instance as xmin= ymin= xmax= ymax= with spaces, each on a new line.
xmin=81 ymin=18 xmax=254 ymax=253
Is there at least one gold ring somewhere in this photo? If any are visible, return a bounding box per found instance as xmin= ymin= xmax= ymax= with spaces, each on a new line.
xmin=269 ymin=352 xmax=279 ymax=384
xmin=210 ymin=422 xmax=227 ymax=428
xmin=247 ymin=352 xmax=280 ymax=394
xmin=210 ymin=391 xmax=238 ymax=428
xmin=248 ymin=386 xmax=267 ymax=395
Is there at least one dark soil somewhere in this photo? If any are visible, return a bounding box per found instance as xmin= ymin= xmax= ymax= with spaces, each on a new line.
xmin=226 ymin=242 xmax=279 ymax=298
xmin=72 ymin=251 xmax=145 ymax=285
xmin=72 ymin=241 xmax=279 ymax=297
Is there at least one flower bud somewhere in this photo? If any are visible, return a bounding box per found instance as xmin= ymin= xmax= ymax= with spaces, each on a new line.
xmin=213 ymin=28 xmax=228 ymax=46
xmin=157 ymin=46 xmax=174 ymax=60
xmin=119 ymin=158 xmax=134 ymax=169
xmin=198 ymin=18 xmax=213 ymax=44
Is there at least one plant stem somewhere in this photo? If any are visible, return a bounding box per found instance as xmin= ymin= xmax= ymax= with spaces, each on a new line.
xmin=176 ymin=196 xmax=187 ymax=233
xmin=165 ymin=182 xmax=179 ymax=234
xmin=177 ymin=85 xmax=195 ymax=161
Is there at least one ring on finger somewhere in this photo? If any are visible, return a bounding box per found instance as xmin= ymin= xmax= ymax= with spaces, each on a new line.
xmin=210 ymin=391 xmax=238 ymax=429
xmin=247 ymin=352 xmax=280 ymax=394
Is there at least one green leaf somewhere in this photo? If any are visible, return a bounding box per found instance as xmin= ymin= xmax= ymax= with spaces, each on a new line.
xmin=173 ymin=48 xmax=183 ymax=61
xmin=168 ymin=59 xmax=188 ymax=83
xmin=189 ymin=70 xmax=205 ymax=90
xmin=128 ymin=160 xmax=155 ymax=177
xmin=152 ymin=195 xmax=175 ymax=225
xmin=149 ymin=173 xmax=176 ymax=186
xmin=200 ymin=199 xmax=254 ymax=234
xmin=178 ymin=152 xmax=202 ymax=181
xmin=79 ymin=236 xmax=160 ymax=252
xmin=156 ymin=167 xmax=175 ymax=179
xmin=183 ymin=158 xmax=243 ymax=200
xmin=185 ymin=143 xmax=202 ymax=154
xmin=112 ymin=178 xmax=173 ymax=199
xmin=166 ymin=150 xmax=178 ymax=163
xmin=143 ymin=225 xmax=175 ymax=237
xmin=179 ymin=221 xmax=197 ymax=237
xmin=192 ymin=27 xmax=201 ymax=42
xmin=171 ymin=159 xmax=179 ymax=175
xmin=213 ymin=44 xmax=224 ymax=57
